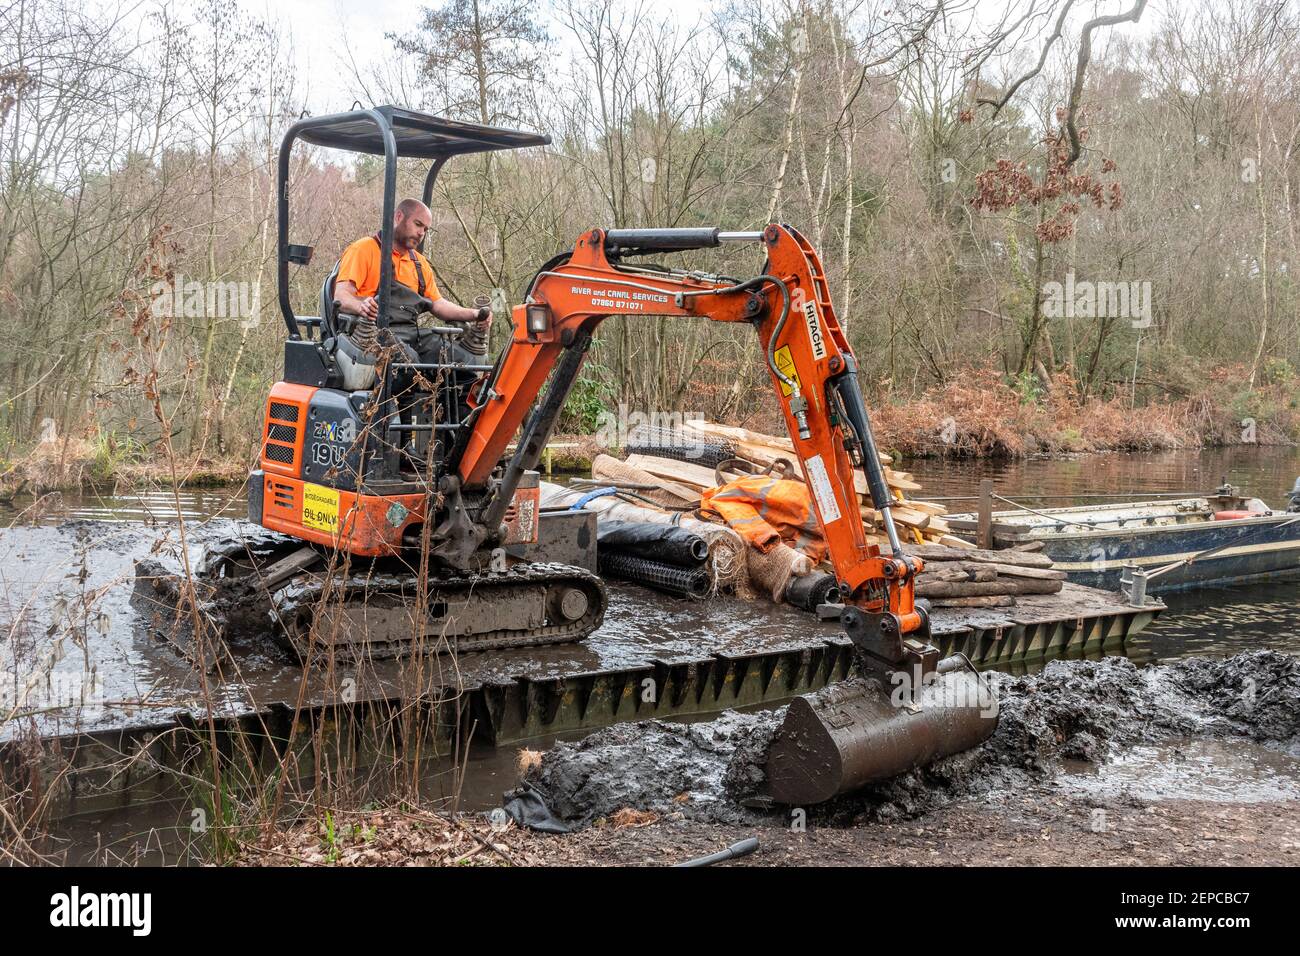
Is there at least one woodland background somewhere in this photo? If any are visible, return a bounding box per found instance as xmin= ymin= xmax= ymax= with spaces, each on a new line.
xmin=4 ymin=0 xmax=1300 ymax=475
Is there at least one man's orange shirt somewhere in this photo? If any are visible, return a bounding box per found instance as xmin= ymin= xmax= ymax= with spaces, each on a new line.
xmin=337 ymin=236 xmax=441 ymax=301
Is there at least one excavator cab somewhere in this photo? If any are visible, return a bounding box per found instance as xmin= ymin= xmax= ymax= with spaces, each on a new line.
xmin=267 ymin=106 xmax=550 ymax=493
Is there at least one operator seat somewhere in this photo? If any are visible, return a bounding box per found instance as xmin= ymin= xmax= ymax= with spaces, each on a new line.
xmin=320 ymin=264 xmax=387 ymax=392
xmin=320 ymin=262 xmax=344 ymax=338
xmin=318 ymin=259 xmax=490 ymax=446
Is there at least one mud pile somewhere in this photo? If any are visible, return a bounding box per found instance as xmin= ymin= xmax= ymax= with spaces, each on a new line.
xmin=529 ymin=710 xmax=784 ymax=826
xmin=524 ymin=651 xmax=1300 ymax=827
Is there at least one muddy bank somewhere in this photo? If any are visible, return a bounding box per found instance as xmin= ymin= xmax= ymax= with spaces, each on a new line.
xmin=521 ymin=710 xmax=785 ymax=827
xmin=524 ymin=651 xmax=1300 ymax=827
xmin=517 ymin=793 xmax=1300 ymax=866
xmin=230 ymin=786 xmax=1300 ymax=867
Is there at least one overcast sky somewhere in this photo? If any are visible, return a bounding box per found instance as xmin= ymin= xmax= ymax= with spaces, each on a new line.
xmin=250 ymin=0 xmax=716 ymax=114
xmin=109 ymin=0 xmax=1180 ymax=126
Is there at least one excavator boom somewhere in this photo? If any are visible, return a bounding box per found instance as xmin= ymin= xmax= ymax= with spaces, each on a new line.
xmin=450 ymin=224 xmax=997 ymax=801
xmin=461 ymin=224 xmax=930 ymax=669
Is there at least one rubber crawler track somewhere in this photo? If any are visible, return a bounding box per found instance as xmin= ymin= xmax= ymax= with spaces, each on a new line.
xmin=195 ymin=535 xmax=608 ymax=663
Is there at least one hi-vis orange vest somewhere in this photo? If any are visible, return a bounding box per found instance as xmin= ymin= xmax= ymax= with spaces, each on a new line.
xmin=700 ymin=476 xmax=827 ymax=562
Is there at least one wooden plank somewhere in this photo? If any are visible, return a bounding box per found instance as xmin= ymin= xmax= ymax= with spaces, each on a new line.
xmin=925 ymin=569 xmax=971 ymax=583
xmin=920 ymin=559 xmax=1061 ymax=581
xmin=888 ymin=507 xmax=932 ymax=531
xmin=861 ymin=506 xmax=945 ymax=532
xmin=591 ymin=455 xmax=699 ymax=505
xmin=928 ymin=595 xmax=1016 ymax=608
xmin=915 ymin=577 xmax=1063 ymax=598
xmin=923 ymin=515 xmax=951 ymax=534
xmin=945 ymin=518 xmax=1030 ymax=540
xmin=982 ymin=563 xmax=1066 ymax=581
xmin=686 ymin=420 xmax=894 ymax=465
xmin=922 ymin=566 xmax=997 ymax=583
xmin=885 ymin=471 xmax=922 ymax=493
xmin=624 ymin=454 xmax=722 ymax=490
xmin=906 ymin=543 xmax=1055 ymax=568
xmin=977 ymin=478 xmax=994 ymax=549
xmin=903 ymin=500 xmax=949 ymax=516
xmin=685 ymin=420 xmax=794 ymax=452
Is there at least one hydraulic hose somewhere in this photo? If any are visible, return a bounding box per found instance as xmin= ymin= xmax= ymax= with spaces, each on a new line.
xmin=675 ymin=274 xmax=794 ymax=393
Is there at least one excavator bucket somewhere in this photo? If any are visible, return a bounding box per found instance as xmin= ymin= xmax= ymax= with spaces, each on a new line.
xmin=764 ymin=656 xmax=998 ymax=805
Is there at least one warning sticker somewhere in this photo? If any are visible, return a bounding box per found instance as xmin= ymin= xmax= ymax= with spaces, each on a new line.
xmin=774 ymin=345 xmax=802 ymax=397
xmin=302 ymin=482 xmax=340 ymax=534
xmin=804 ymin=454 xmax=842 ymax=525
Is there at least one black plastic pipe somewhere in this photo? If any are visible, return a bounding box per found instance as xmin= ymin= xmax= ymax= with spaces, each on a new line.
xmin=597 ymin=521 xmax=709 ymax=567
xmin=598 ymin=552 xmax=711 ymax=599
xmin=674 ymin=838 xmax=760 ymax=867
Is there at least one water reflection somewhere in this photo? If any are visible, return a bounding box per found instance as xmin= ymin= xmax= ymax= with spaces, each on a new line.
xmin=4 ymin=445 xmax=1298 ymax=667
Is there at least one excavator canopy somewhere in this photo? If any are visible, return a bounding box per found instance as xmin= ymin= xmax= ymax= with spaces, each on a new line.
xmin=277 ymin=105 xmax=550 ymax=339
xmin=294 ymin=106 xmax=551 ymax=159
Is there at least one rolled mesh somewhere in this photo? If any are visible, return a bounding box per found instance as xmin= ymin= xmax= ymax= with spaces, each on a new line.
xmin=590 ymin=454 xmax=697 ymax=509
xmin=597 ymin=552 xmax=712 ymax=600
xmin=624 ymin=423 xmax=735 ymax=469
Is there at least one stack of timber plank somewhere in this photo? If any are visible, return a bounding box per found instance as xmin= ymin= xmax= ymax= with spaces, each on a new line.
xmin=902 ymin=544 xmax=1064 ymax=608
xmin=597 ymin=420 xmax=971 ymax=548
xmin=588 ymin=420 xmax=1063 ymax=608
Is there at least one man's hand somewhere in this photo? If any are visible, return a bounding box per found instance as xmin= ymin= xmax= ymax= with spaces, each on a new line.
xmin=335 ymin=278 xmax=379 ymax=320
xmin=430 ymin=297 xmax=490 ymax=325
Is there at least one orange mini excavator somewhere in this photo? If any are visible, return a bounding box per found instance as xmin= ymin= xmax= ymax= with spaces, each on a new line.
xmin=201 ymin=106 xmax=994 ymax=790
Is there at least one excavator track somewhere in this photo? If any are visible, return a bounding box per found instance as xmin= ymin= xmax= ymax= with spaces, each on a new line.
xmin=141 ymin=533 xmax=607 ymax=664
xmin=269 ymin=562 xmax=607 ymax=662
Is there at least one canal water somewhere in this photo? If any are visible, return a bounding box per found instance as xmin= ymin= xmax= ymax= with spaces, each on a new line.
xmin=7 ymin=445 xmax=1297 ymax=665
xmin=902 ymin=445 xmax=1300 ymax=661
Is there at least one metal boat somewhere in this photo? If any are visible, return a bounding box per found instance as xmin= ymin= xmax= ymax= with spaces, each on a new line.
xmin=948 ymin=483 xmax=1300 ymax=592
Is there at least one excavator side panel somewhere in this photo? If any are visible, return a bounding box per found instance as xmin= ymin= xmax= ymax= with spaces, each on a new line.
xmin=255 ymin=476 xmax=426 ymax=557
xmin=254 ymin=381 xmax=426 ymax=556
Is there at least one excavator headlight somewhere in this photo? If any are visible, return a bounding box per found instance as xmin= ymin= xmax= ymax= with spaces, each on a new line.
xmin=526 ymin=304 xmax=551 ymax=336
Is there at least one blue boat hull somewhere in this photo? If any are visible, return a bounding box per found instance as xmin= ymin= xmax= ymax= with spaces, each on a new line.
xmin=1038 ymin=516 xmax=1300 ymax=592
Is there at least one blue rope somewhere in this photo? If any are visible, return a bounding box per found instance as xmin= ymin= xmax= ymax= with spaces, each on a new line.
xmin=570 ymin=486 xmax=620 ymax=510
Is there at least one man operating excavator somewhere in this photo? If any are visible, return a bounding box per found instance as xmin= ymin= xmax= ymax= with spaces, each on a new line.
xmin=332 ymin=198 xmax=491 ymax=361
xmin=160 ymin=106 xmax=1001 ymax=807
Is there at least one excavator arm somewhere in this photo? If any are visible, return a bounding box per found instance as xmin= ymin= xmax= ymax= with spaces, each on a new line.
xmin=456 ymin=224 xmax=936 ymax=677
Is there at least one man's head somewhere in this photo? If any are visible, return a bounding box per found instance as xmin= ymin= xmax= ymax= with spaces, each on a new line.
xmin=393 ymin=198 xmax=431 ymax=251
